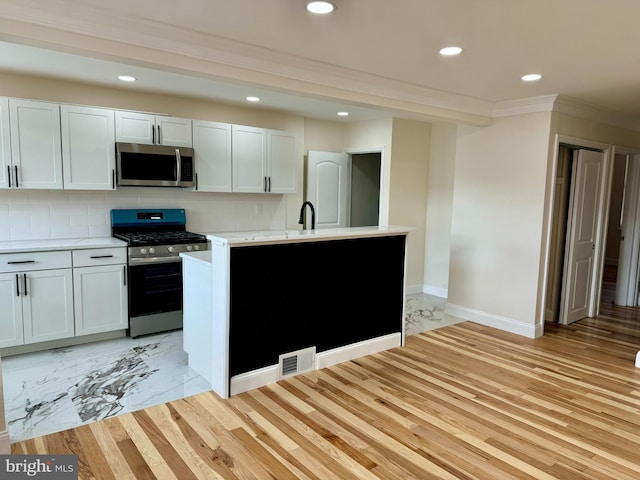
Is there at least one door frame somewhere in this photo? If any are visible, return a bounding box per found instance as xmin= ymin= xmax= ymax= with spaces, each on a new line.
xmin=540 ymin=135 xmax=613 ymax=332
xmin=613 ymin=147 xmax=640 ymax=305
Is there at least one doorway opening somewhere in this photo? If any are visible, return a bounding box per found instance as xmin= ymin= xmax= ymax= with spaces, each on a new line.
xmin=544 ymin=142 xmax=609 ymax=326
xmin=305 ymin=150 xmax=382 ymax=229
xmin=350 ymin=153 xmax=381 ymax=227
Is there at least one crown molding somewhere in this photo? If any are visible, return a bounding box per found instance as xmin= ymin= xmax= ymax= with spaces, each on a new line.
xmin=551 ymin=94 xmax=640 ymax=132
xmin=0 ymin=0 xmax=494 ymax=125
xmin=492 ymin=95 xmax=558 ymax=117
xmin=494 ymin=94 xmax=640 ymax=132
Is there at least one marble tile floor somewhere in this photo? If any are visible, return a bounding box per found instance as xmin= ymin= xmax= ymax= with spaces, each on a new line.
xmin=3 ymin=293 xmax=461 ymax=442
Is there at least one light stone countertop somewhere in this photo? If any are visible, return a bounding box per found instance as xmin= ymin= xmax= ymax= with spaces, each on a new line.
xmin=0 ymin=237 xmax=127 ymax=254
xmin=179 ymin=249 xmax=212 ymax=265
xmin=203 ymin=225 xmax=413 ymax=247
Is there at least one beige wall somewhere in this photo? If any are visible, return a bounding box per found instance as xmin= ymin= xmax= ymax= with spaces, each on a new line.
xmin=388 ymin=119 xmax=430 ymax=291
xmin=448 ymin=112 xmax=553 ymax=337
xmin=424 ymin=122 xmax=457 ymax=296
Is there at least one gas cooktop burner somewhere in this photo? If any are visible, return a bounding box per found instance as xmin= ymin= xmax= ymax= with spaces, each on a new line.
xmin=114 ymin=230 xmax=207 ymax=246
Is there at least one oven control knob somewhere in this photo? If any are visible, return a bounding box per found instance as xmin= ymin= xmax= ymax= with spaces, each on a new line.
xmin=194 ymin=245 xmax=201 ymax=251
xmin=186 ymin=245 xmax=193 ymax=252
xmin=168 ymin=246 xmax=175 ymax=253
xmin=148 ymin=247 xmax=156 ymax=254
xmin=140 ymin=248 xmax=147 ymax=255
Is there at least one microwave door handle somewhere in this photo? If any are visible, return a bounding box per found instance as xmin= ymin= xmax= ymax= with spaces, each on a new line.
xmin=175 ymin=149 xmax=181 ymax=184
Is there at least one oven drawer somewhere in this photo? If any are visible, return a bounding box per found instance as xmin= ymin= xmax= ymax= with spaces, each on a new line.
xmin=0 ymin=250 xmax=72 ymax=273
xmin=72 ymin=247 xmax=127 ymax=267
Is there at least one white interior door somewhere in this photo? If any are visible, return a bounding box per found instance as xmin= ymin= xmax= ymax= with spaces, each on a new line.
xmin=306 ymin=151 xmax=349 ymax=229
xmin=614 ymin=153 xmax=640 ymax=306
xmin=560 ymin=149 xmax=605 ymax=324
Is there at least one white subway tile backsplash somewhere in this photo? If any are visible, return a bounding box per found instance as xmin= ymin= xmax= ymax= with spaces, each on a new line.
xmin=0 ymin=189 xmax=289 ymax=240
xmin=10 ymin=204 xmax=50 ymax=217
xmin=51 ymin=203 xmax=89 ymax=216
xmin=29 ymin=191 xmax=70 ymax=204
xmin=0 ymin=225 xmax=10 ymax=241
xmin=51 ymin=225 xmax=90 ymax=239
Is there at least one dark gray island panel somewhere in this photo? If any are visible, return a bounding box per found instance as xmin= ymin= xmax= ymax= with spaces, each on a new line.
xmin=181 ymin=226 xmax=412 ymax=398
xmin=229 ymin=235 xmax=406 ymax=377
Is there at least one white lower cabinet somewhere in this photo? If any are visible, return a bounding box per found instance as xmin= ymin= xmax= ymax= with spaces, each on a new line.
xmin=72 ymin=247 xmax=128 ymax=336
xmin=73 ymin=264 xmax=127 ymax=336
xmin=0 ymin=247 xmax=128 ymax=350
xmin=0 ymin=268 xmax=74 ymax=348
xmin=22 ymin=269 xmax=74 ymax=344
xmin=0 ymin=273 xmax=24 ymax=348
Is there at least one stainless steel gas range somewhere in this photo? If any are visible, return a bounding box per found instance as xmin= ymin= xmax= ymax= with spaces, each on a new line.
xmin=111 ymin=208 xmax=209 ymax=338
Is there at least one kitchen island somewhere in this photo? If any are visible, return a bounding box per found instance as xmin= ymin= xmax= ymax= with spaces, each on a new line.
xmin=181 ymin=226 xmax=411 ymax=398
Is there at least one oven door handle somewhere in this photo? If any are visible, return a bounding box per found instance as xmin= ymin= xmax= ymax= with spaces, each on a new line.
xmin=129 ymin=256 xmax=183 ymax=266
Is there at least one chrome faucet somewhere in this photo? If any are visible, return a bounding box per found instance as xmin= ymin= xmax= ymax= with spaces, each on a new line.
xmin=298 ymin=201 xmax=316 ymax=230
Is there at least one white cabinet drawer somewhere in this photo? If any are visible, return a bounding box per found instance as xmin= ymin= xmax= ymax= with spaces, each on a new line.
xmin=0 ymin=250 xmax=72 ymax=273
xmin=72 ymin=247 xmax=127 ymax=267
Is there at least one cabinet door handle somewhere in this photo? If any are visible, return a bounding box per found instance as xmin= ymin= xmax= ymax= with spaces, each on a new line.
xmin=7 ymin=165 xmax=11 ymax=188
xmin=90 ymin=255 xmax=114 ymax=259
xmin=268 ymin=176 xmax=271 ymax=192
xmin=23 ymin=273 xmax=27 ymax=296
xmin=112 ymin=169 xmax=116 ymax=189
xmin=14 ymin=165 xmax=18 ymax=188
xmin=264 ymin=176 xmax=267 ymax=192
xmin=7 ymin=260 xmax=35 ymax=265
xmin=15 ymin=274 xmax=19 ymax=296
xmin=123 ymin=265 xmax=127 ymax=286
xmin=157 ymin=125 xmax=161 ymax=144
xmin=195 ymin=173 xmax=198 ymax=191
xmin=152 ymin=125 xmax=156 ymax=144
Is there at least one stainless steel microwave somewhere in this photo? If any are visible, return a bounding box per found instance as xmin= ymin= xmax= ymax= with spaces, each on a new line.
xmin=116 ymin=142 xmax=195 ymax=187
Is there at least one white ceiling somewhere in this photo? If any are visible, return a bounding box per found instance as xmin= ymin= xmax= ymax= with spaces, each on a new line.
xmin=1 ymin=0 xmax=640 ymax=123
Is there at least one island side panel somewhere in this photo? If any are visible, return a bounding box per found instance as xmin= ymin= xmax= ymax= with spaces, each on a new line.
xmin=228 ymin=234 xmax=406 ymax=378
xmin=182 ymin=253 xmax=213 ymax=382
xmin=211 ymin=242 xmax=232 ymax=398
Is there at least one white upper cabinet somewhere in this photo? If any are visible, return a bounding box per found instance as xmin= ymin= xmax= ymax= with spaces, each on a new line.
xmin=232 ymin=125 xmax=267 ymax=193
xmin=61 ymin=105 xmax=116 ymax=190
xmin=267 ymin=129 xmax=297 ymax=194
xmin=8 ymin=99 xmax=63 ymax=189
xmin=193 ymin=120 xmax=232 ymax=192
xmin=115 ymin=111 xmax=192 ymax=147
xmin=0 ymin=98 xmax=11 ymax=189
xmin=231 ymin=125 xmax=297 ymax=194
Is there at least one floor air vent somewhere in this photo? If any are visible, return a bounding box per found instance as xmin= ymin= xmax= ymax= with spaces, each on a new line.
xmin=278 ymin=346 xmax=316 ymax=380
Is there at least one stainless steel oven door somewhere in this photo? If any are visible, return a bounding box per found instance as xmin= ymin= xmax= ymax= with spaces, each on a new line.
xmin=127 ymin=257 xmax=183 ymax=337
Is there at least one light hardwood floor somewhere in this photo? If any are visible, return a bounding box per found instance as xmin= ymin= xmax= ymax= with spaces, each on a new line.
xmin=11 ymin=303 xmax=640 ymax=479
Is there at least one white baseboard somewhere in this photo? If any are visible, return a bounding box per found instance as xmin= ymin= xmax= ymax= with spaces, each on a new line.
xmin=422 ymin=284 xmax=448 ymax=298
xmin=405 ymin=284 xmax=423 ymax=295
xmin=315 ymin=333 xmax=401 ymax=370
xmin=445 ymin=303 xmax=542 ymax=338
xmin=230 ymin=333 xmax=402 ymax=396
xmin=0 ymin=430 xmax=10 ymax=454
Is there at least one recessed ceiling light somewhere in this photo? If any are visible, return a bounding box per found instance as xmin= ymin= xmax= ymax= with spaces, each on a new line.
xmin=246 ymin=96 xmax=261 ymax=102
xmin=521 ymin=73 xmax=542 ymax=82
xmin=337 ymin=111 xmax=349 ymax=117
xmin=306 ymin=1 xmax=335 ymax=14
xmin=118 ymin=75 xmax=136 ymax=82
xmin=439 ymin=46 xmax=463 ymax=56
